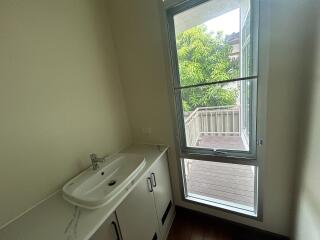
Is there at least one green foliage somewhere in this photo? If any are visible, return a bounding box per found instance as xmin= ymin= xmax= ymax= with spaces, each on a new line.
xmin=176 ymin=25 xmax=239 ymax=111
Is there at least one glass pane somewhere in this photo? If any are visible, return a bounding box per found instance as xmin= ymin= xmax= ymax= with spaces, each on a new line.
xmin=173 ymin=0 xmax=253 ymax=87
xmin=184 ymin=158 xmax=256 ymax=213
xmin=181 ymin=79 xmax=255 ymax=151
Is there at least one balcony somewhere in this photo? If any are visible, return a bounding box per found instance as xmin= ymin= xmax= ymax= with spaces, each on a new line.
xmin=183 ymin=106 xmax=255 ymax=212
xmin=185 ymin=105 xmax=247 ymax=151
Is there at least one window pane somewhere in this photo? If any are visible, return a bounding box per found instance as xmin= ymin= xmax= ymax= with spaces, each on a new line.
xmin=173 ymin=0 xmax=253 ymax=87
xmin=184 ymin=158 xmax=256 ymax=214
xmin=181 ymin=79 xmax=254 ymax=151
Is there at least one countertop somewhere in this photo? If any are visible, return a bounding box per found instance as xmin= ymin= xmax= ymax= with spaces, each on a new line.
xmin=0 ymin=144 xmax=168 ymax=240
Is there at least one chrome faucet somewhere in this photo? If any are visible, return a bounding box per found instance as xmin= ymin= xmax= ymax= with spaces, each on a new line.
xmin=89 ymin=153 xmax=106 ymax=170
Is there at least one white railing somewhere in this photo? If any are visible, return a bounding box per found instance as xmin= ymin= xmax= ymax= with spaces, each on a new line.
xmin=185 ymin=106 xmax=240 ymax=147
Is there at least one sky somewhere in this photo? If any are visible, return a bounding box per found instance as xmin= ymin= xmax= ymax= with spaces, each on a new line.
xmin=205 ymin=8 xmax=240 ymax=36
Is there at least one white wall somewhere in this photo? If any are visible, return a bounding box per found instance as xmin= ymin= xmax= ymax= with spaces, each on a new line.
xmin=107 ymin=0 xmax=181 ymax=205
xmin=0 ymin=0 xmax=131 ymax=227
xmin=294 ymin=1 xmax=320 ymax=239
xmin=108 ymin=0 xmax=315 ymax=236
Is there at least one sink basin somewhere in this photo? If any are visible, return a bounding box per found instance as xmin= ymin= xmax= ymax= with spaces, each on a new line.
xmin=63 ymin=153 xmax=146 ymax=209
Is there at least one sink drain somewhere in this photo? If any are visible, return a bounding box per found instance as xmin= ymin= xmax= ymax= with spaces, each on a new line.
xmin=108 ymin=180 xmax=116 ymax=186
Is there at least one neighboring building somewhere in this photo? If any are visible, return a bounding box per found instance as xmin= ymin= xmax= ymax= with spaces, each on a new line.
xmin=225 ymin=32 xmax=240 ymax=59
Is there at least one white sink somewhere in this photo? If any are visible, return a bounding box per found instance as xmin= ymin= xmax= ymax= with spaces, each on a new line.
xmin=63 ymin=153 xmax=146 ymax=209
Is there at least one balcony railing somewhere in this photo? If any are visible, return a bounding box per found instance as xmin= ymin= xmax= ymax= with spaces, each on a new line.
xmin=184 ymin=106 xmax=240 ymax=147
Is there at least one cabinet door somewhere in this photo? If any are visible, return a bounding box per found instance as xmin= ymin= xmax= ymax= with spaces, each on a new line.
xmin=150 ymin=154 xmax=174 ymax=236
xmin=116 ymin=172 xmax=160 ymax=240
xmin=90 ymin=213 xmax=121 ymax=240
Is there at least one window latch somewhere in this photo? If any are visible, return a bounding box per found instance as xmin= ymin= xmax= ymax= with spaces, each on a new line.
xmin=257 ymin=139 xmax=263 ymax=146
xmin=212 ymin=149 xmax=227 ymax=155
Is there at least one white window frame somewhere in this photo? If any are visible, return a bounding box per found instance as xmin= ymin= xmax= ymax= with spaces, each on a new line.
xmin=165 ymin=0 xmax=263 ymax=218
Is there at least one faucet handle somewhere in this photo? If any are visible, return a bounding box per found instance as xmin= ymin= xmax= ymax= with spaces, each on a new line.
xmin=89 ymin=153 xmax=107 ymax=162
xmin=89 ymin=153 xmax=97 ymax=160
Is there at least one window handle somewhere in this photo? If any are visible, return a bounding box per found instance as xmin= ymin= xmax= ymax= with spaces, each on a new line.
xmin=257 ymin=139 xmax=263 ymax=145
xmin=212 ymin=149 xmax=227 ymax=155
xmin=151 ymin=173 xmax=157 ymax=187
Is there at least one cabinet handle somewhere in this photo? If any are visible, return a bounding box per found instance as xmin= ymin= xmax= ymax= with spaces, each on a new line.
xmin=152 ymin=232 xmax=158 ymax=240
xmin=151 ymin=173 xmax=157 ymax=187
xmin=111 ymin=221 xmax=121 ymax=240
xmin=147 ymin=177 xmax=153 ymax=192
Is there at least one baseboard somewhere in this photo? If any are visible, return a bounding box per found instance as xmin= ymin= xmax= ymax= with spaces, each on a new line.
xmin=175 ymin=206 xmax=290 ymax=240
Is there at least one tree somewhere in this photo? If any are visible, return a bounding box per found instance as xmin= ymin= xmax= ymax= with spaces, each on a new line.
xmin=176 ymin=25 xmax=239 ymax=111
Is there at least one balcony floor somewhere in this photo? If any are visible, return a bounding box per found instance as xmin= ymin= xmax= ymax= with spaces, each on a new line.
xmin=197 ymin=135 xmax=246 ymax=151
xmin=185 ymin=136 xmax=254 ymax=210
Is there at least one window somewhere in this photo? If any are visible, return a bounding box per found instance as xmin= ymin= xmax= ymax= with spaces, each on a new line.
xmin=183 ymin=159 xmax=256 ymax=215
xmin=166 ymin=0 xmax=260 ymax=217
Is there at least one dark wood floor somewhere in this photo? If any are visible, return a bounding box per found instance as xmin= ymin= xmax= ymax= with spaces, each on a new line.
xmin=167 ymin=207 xmax=289 ymax=240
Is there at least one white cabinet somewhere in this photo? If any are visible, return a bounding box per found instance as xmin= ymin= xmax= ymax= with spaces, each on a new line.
xmin=149 ymin=153 xmax=174 ymax=238
xmin=116 ymin=153 xmax=174 ymax=240
xmin=90 ymin=213 xmax=121 ymax=240
xmin=116 ymin=170 xmax=160 ymax=240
